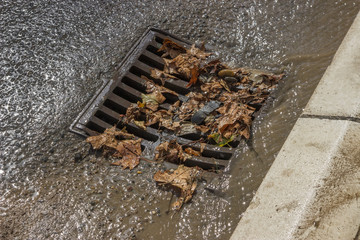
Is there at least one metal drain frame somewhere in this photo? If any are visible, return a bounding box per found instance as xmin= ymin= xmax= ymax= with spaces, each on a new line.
xmin=70 ymin=27 xmax=279 ymax=172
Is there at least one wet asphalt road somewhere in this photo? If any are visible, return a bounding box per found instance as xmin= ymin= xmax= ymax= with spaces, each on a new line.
xmin=1 ymin=1 xmax=359 ymax=239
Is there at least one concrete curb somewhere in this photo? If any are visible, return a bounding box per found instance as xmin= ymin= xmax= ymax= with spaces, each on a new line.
xmin=230 ymin=11 xmax=360 ymax=240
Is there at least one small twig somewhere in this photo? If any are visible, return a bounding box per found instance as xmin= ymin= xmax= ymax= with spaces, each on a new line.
xmin=139 ymin=156 xmax=157 ymax=163
xmin=178 ymin=139 xmax=203 ymax=147
xmin=166 ymin=192 xmax=174 ymax=214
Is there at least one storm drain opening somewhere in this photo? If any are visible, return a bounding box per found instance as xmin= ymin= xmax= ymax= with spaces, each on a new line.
xmin=70 ymin=28 xmax=283 ymax=173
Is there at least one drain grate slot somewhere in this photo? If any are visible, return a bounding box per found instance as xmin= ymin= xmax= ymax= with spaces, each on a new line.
xmin=154 ymin=36 xmax=164 ymax=44
xmin=202 ymin=150 xmax=232 ymax=160
xmin=124 ymin=123 xmax=159 ymax=142
xmin=98 ymin=106 xmax=124 ymax=121
xmin=95 ymin=110 xmax=118 ymax=126
xmin=183 ymin=145 xmax=233 ymax=160
xmin=178 ymin=133 xmax=203 ymax=141
xmin=86 ymin=121 xmax=105 ymax=134
xmin=107 ymin=93 xmax=132 ymax=109
xmin=185 ymin=157 xmax=226 ymax=170
xmin=139 ymin=51 xmax=164 ymax=68
xmin=90 ymin=116 xmax=113 ymax=131
xmin=122 ymin=76 xmax=147 ymax=92
xmin=113 ymin=86 xmax=141 ymax=102
xmin=103 ymin=99 xmax=127 ymax=114
xmin=138 ymin=54 xmax=164 ymax=70
xmin=146 ymin=45 xmax=162 ymax=56
xmin=129 ymin=65 xmax=190 ymax=95
xmin=70 ymin=28 xmax=279 ymax=172
xmin=129 ymin=65 xmax=153 ymax=80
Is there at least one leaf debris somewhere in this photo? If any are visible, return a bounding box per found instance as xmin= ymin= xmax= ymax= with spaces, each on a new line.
xmin=86 ymin=126 xmax=142 ymax=170
xmin=154 ymin=140 xmax=191 ymax=163
xmin=154 ymin=165 xmax=201 ymax=210
xmin=85 ymin=37 xmax=284 ymax=211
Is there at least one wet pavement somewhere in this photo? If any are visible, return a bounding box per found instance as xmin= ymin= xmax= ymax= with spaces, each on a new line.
xmin=1 ymin=1 xmax=359 ymax=239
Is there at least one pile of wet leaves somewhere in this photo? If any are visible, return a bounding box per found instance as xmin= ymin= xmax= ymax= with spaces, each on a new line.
xmin=86 ymin=39 xmax=284 ymax=210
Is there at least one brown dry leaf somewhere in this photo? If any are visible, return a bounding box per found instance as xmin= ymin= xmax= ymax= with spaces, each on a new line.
xmin=86 ymin=127 xmax=142 ymax=170
xmin=145 ymin=109 xmax=181 ymax=131
xmin=177 ymin=92 xmax=206 ymax=121
xmin=161 ymin=118 xmax=180 ymax=131
xmin=154 ymin=140 xmax=190 ymax=163
xmin=146 ymin=109 xmax=170 ymax=126
xmin=184 ymin=147 xmax=201 ymax=156
xmin=217 ymin=90 xmax=259 ymax=107
xmin=158 ymin=38 xmax=187 ymax=58
xmin=200 ymin=143 xmax=206 ymax=153
xmin=219 ymin=79 xmax=231 ymax=92
xmin=165 ymin=120 xmax=181 ymax=131
xmin=186 ymin=44 xmax=212 ymax=59
xmin=195 ymin=124 xmax=210 ymax=133
xmin=215 ymin=103 xmax=255 ymax=140
xmin=154 ymin=141 xmax=176 ymax=163
xmin=139 ymin=76 xmax=178 ymax=112
xmin=111 ymin=154 xmax=139 ymax=170
xmin=186 ymin=65 xmax=199 ymax=88
xmin=168 ymin=100 xmax=181 ymax=113
xmin=200 ymin=81 xmax=223 ymax=99
xmin=150 ymin=68 xmax=177 ymax=85
xmin=236 ymin=68 xmax=284 ymax=88
xmin=143 ymin=76 xmax=178 ymax=96
xmin=141 ymin=92 xmax=165 ymax=111
xmin=176 ymin=122 xmax=200 ymax=137
xmin=118 ymin=139 xmax=142 ymax=156
xmin=86 ymin=126 xmax=134 ymax=150
xmin=163 ymin=55 xmax=201 ymax=80
xmin=112 ymin=139 xmax=142 ymax=169
xmin=202 ymin=59 xmax=228 ymax=74
xmin=122 ymin=104 xmax=141 ymax=124
xmin=240 ymin=75 xmax=249 ymax=83
xmin=134 ymin=120 xmax=146 ymax=130
xmin=238 ymin=126 xmax=251 ymax=140
xmin=154 ymin=165 xmax=201 ymax=210
xmin=161 ymin=43 xmax=211 ymax=81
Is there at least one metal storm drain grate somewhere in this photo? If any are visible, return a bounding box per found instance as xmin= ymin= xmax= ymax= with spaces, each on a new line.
xmin=70 ymin=28 xmax=279 ymax=171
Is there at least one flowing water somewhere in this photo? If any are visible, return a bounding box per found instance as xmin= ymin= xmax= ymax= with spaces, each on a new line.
xmin=0 ymin=1 xmax=359 ymax=239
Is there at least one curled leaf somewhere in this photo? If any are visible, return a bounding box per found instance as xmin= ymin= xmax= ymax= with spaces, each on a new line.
xmin=86 ymin=126 xmax=134 ymax=150
xmin=111 ymin=153 xmax=139 ymax=170
xmin=215 ymin=103 xmax=255 ymax=140
xmin=186 ymin=66 xmax=200 ymax=88
xmin=141 ymin=92 xmax=165 ymax=111
xmin=150 ymin=68 xmax=177 ymax=85
xmin=184 ymin=147 xmax=201 ymax=156
xmin=186 ymin=44 xmax=212 ymax=59
xmin=86 ymin=127 xmax=142 ymax=170
xmin=158 ymin=38 xmax=187 ymax=58
xmin=134 ymin=120 xmax=146 ymax=130
xmin=219 ymin=79 xmax=231 ymax=92
xmin=154 ymin=140 xmax=190 ymax=163
xmin=200 ymin=143 xmax=206 ymax=153
xmin=143 ymin=76 xmax=178 ymax=96
xmin=208 ymin=132 xmax=235 ymax=147
xmin=154 ymin=165 xmax=201 ymax=210
xmin=122 ymin=104 xmax=142 ymax=124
